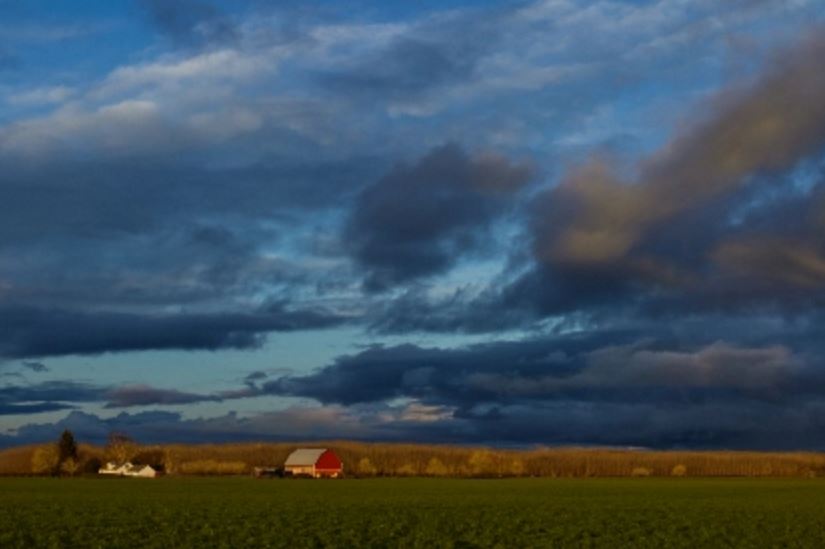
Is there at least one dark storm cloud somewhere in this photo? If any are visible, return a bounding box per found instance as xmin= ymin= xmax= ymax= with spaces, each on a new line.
xmin=437 ymin=399 xmax=825 ymax=450
xmin=138 ymin=0 xmax=238 ymax=48
xmin=0 ymin=303 xmax=345 ymax=359
xmin=0 ymin=403 xmax=75 ymax=416
xmin=367 ymin=285 xmax=537 ymax=334
xmin=0 ymin=156 xmax=380 ymax=248
xmin=0 ymin=380 xmax=221 ymax=414
xmin=1 ymin=322 xmax=824 ymax=448
xmin=7 ymin=390 xmax=825 ymax=449
xmin=243 ymin=371 xmax=267 ymax=384
xmin=2 ymin=407 xmax=381 ymax=446
xmin=263 ymin=334 xmax=816 ymax=408
xmin=346 ymin=144 xmax=533 ymax=291
xmin=5 ymin=1 xmax=825 ymax=452
xmin=0 ymin=381 xmax=104 ymax=416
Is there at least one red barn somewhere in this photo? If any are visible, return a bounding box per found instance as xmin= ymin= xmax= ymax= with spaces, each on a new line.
xmin=284 ymin=448 xmax=343 ymax=478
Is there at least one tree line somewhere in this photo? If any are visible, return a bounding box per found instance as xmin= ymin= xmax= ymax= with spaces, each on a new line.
xmin=5 ymin=432 xmax=825 ymax=478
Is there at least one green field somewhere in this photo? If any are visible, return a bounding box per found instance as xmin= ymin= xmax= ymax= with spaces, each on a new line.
xmin=2 ymin=477 xmax=825 ymax=548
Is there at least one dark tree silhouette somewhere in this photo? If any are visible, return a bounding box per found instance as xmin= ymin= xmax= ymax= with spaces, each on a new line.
xmin=58 ymin=429 xmax=78 ymax=464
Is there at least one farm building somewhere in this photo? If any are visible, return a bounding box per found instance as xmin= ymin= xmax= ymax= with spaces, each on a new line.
xmin=284 ymin=448 xmax=343 ymax=478
xmin=98 ymin=462 xmax=158 ymax=478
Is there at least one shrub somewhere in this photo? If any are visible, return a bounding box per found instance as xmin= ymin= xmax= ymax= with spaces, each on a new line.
xmin=468 ymin=450 xmax=495 ymax=477
xmin=60 ymin=458 xmax=79 ymax=477
xmin=82 ymin=457 xmax=103 ymax=475
xmin=425 ymin=458 xmax=448 ymax=477
xmin=509 ymin=459 xmax=526 ymax=476
xmin=31 ymin=446 xmax=59 ymax=475
xmin=631 ymin=467 xmax=652 ymax=477
xmin=396 ymin=463 xmax=417 ymax=476
xmin=671 ymin=464 xmax=687 ymax=477
xmin=356 ymin=457 xmax=377 ymax=476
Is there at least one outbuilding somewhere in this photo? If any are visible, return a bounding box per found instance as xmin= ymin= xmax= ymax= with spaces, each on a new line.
xmin=125 ymin=464 xmax=158 ymax=478
xmin=284 ymin=448 xmax=343 ymax=478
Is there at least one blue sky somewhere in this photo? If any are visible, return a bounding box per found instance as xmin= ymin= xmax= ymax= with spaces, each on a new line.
xmin=3 ymin=0 xmax=825 ymax=449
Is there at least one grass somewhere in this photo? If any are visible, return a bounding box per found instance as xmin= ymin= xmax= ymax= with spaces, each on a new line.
xmin=1 ymin=477 xmax=824 ymax=548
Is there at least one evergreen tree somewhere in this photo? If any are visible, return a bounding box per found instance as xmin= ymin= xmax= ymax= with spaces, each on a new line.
xmin=58 ymin=429 xmax=78 ymax=464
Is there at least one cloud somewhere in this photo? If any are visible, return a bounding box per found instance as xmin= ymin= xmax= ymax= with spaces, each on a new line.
xmin=103 ymin=385 xmax=220 ymax=408
xmin=6 ymin=388 xmax=825 ymax=449
xmin=713 ymin=237 xmax=825 ymax=289
xmin=320 ymin=30 xmax=490 ymax=103
xmin=0 ymin=381 xmax=106 ymax=416
xmin=472 ymin=26 xmax=825 ymax=321
xmin=2 ymin=1 xmax=825 ymax=451
xmin=6 ymin=86 xmax=74 ymax=106
xmin=243 ymin=371 xmax=267 ymax=384
xmin=2 ymin=407 xmax=382 ymax=446
xmin=539 ymin=28 xmax=825 ymax=266
xmin=346 ymin=144 xmax=533 ymax=291
xmin=165 ymin=333 xmax=825 ymax=449
xmin=21 ymin=361 xmax=47 ymax=373
xmin=0 ymin=403 xmax=76 ymax=416
xmin=581 ymin=341 xmax=797 ymax=390
xmin=0 ymin=303 xmax=346 ymax=359
xmin=264 ymin=335 xmax=810 ymax=408
xmin=138 ymin=0 xmax=239 ymax=49
xmin=0 ymin=380 xmax=222 ymax=415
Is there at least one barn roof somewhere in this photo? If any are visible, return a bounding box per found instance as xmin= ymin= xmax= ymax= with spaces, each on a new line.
xmin=284 ymin=448 xmax=327 ymax=466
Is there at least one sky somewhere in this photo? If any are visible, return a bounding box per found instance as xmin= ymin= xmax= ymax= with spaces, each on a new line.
xmin=2 ymin=0 xmax=825 ymax=450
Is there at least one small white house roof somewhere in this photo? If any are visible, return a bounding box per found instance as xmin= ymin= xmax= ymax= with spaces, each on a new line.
xmin=126 ymin=464 xmax=154 ymax=473
xmin=284 ymin=448 xmax=327 ymax=466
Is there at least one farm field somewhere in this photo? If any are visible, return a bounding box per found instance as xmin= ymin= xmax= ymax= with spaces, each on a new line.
xmin=2 ymin=478 xmax=825 ymax=548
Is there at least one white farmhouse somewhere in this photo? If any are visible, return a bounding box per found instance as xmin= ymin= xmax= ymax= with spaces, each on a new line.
xmin=98 ymin=461 xmax=158 ymax=478
xmin=99 ymin=462 xmax=127 ymax=475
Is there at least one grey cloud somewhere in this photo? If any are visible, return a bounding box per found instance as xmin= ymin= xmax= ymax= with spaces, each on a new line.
xmin=0 ymin=402 xmax=75 ymax=416
xmin=321 ymin=36 xmax=482 ymax=101
xmin=583 ymin=341 xmax=797 ymax=390
xmin=316 ymin=3 xmax=513 ymax=104
xmin=2 ymin=407 xmax=381 ymax=447
xmin=243 ymin=370 xmax=267 ymax=384
xmin=346 ymin=144 xmax=533 ymax=291
xmin=536 ymin=29 xmax=825 ymax=269
xmin=0 ymin=303 xmax=346 ymax=359
xmin=0 ymin=381 xmax=105 ymax=416
xmin=139 ymin=0 xmax=238 ymax=48
xmin=265 ymin=336 xmax=810 ymax=408
xmin=6 ymin=394 xmax=825 ymax=449
xmin=470 ymin=341 xmax=799 ymax=400
xmin=492 ymin=28 xmax=825 ymax=320
xmin=443 ymin=399 xmax=825 ymax=450
xmin=104 ymin=385 xmax=220 ymax=408
xmin=0 ymin=380 xmax=222 ymax=415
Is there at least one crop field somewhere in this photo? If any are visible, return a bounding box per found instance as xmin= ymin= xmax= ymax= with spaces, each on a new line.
xmin=2 ymin=478 xmax=825 ymax=548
